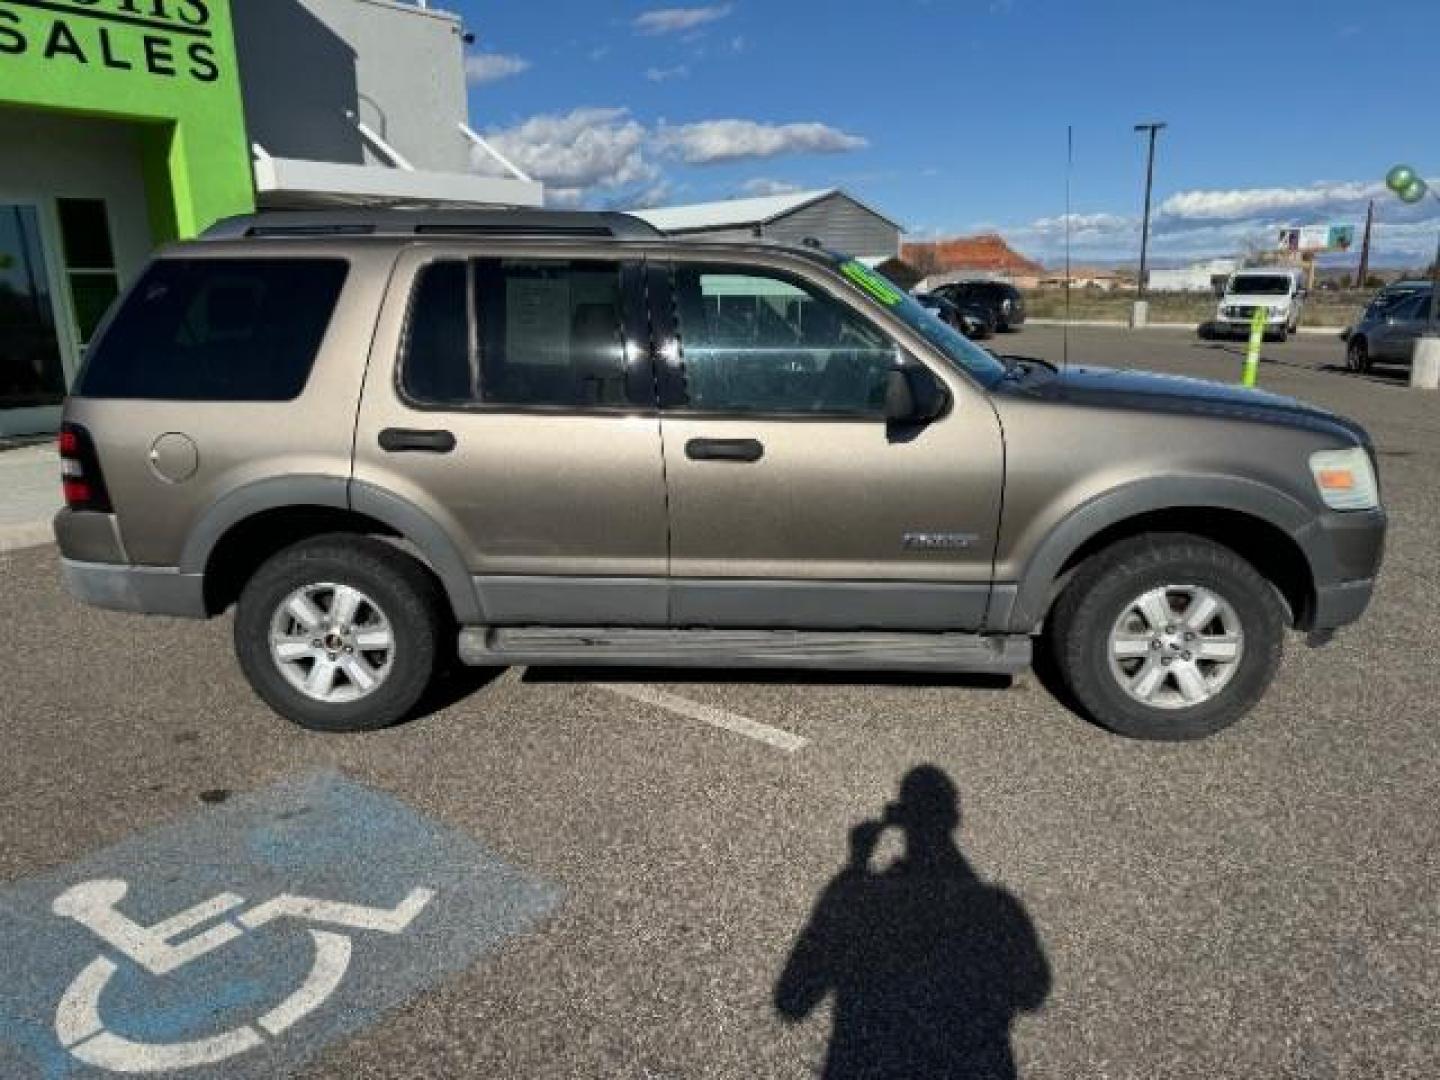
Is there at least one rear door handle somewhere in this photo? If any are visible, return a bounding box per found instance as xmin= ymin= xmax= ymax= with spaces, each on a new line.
xmin=379 ymin=428 xmax=457 ymax=454
xmin=685 ymin=438 xmax=764 ymax=463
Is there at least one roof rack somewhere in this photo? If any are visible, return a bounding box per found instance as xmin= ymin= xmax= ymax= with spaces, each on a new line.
xmin=201 ymin=209 xmax=664 ymax=242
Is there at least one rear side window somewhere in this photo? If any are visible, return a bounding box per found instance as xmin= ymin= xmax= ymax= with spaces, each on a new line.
xmin=401 ymin=257 xmax=634 ymax=408
xmin=77 ymin=258 xmax=348 ymax=401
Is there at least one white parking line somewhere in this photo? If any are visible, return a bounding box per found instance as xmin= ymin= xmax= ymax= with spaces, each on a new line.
xmin=592 ymin=683 xmax=808 ymax=753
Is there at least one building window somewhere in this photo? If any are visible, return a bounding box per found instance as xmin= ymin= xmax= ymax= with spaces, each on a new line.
xmin=57 ymin=198 xmax=122 ymax=346
xmin=0 ymin=205 xmax=66 ymax=410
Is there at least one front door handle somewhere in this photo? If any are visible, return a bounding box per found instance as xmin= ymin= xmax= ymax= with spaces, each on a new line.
xmin=685 ymin=438 xmax=764 ymax=463
xmin=379 ymin=428 xmax=457 ymax=454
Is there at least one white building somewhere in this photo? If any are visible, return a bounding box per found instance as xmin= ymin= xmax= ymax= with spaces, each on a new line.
xmin=1148 ymin=258 xmax=1238 ymax=293
xmin=632 ymin=190 xmax=901 ymax=262
xmin=234 ymin=0 xmax=542 ymax=209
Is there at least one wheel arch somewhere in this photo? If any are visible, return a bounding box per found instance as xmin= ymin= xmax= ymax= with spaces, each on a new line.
xmin=998 ymin=478 xmax=1319 ymax=633
xmin=182 ymin=476 xmax=482 ymax=622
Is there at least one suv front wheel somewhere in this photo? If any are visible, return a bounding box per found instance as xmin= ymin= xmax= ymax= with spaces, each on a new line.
xmin=234 ymin=535 xmax=443 ymax=731
xmin=1047 ymin=534 xmax=1285 ymax=740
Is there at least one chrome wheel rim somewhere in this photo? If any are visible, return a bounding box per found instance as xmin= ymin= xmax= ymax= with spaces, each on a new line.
xmin=1107 ymin=584 xmax=1244 ymax=710
xmin=269 ymin=583 xmax=394 ymax=704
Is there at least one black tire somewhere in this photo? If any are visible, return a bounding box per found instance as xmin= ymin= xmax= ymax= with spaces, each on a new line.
xmin=234 ymin=535 xmax=443 ymax=732
xmin=1046 ymin=534 xmax=1286 ymax=741
xmin=1347 ymin=336 xmax=1371 ymax=374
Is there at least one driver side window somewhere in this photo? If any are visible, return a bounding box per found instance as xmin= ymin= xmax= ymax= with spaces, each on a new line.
xmin=670 ymin=264 xmax=896 ymax=415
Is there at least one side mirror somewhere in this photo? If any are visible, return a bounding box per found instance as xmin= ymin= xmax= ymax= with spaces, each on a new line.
xmin=885 ymin=359 xmax=950 ymax=424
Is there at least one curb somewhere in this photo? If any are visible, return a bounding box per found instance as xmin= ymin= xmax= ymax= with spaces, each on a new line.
xmin=1026 ymin=319 xmax=1348 ymax=335
xmin=0 ymin=522 xmax=55 ymax=555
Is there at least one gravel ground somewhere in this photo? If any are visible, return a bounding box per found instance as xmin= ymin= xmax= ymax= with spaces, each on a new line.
xmin=0 ymin=326 xmax=1435 ymax=1078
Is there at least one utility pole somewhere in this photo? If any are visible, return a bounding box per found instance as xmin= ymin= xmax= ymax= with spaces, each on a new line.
xmin=1132 ymin=121 xmax=1166 ymax=327
xmin=1356 ymin=199 xmax=1374 ymax=289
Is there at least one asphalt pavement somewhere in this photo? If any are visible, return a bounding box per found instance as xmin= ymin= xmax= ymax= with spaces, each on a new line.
xmin=0 ymin=326 xmax=1436 ymax=1078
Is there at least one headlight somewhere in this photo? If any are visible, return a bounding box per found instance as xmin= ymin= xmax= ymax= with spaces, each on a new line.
xmin=1309 ymin=447 xmax=1378 ymax=511
xmin=1268 ymin=307 xmax=1288 ymax=321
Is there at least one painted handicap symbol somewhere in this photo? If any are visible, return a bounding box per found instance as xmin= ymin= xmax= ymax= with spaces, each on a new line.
xmin=49 ymin=877 xmax=434 ymax=1073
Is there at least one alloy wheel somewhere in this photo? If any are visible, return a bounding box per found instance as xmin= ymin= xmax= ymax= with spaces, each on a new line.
xmin=268 ymin=583 xmax=395 ymax=704
xmin=1107 ymin=584 xmax=1244 ymax=710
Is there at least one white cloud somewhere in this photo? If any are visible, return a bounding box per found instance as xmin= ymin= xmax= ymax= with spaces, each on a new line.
xmin=987 ymin=176 xmax=1440 ymax=263
xmin=464 ymin=53 xmax=531 ymax=85
xmin=618 ymin=180 xmax=677 ymax=211
xmin=634 ymin=4 xmax=733 ymax=35
xmin=739 ymin=178 xmax=803 ymax=197
xmin=472 ymin=107 xmax=660 ymax=206
xmin=645 ymin=65 xmax=690 ymax=82
xmin=474 ymin=108 xmax=867 ymax=207
xmin=1158 ymin=180 xmax=1384 ymax=222
xmin=659 ymin=120 xmax=867 ymax=164
xmin=1013 ymin=212 xmax=1135 ymax=243
xmin=1371 ymin=218 xmax=1440 ymax=258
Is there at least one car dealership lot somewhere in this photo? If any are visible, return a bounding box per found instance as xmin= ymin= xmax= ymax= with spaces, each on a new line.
xmin=1 ymin=326 xmax=1437 ymax=1078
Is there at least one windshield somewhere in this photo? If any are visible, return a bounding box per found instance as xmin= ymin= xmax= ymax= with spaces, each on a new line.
xmin=833 ymin=260 xmax=1009 ymax=385
xmin=1227 ymin=274 xmax=1292 ymax=296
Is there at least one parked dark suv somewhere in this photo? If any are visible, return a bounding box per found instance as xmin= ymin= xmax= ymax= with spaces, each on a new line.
xmin=932 ymin=279 xmax=1027 ymax=331
xmin=55 ymin=210 xmax=1385 ymax=741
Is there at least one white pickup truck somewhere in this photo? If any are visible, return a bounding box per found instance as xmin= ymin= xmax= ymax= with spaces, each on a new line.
xmin=1211 ymin=268 xmax=1306 ymax=341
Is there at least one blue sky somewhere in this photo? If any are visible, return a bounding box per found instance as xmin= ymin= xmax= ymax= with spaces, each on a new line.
xmin=456 ymin=0 xmax=1440 ymax=267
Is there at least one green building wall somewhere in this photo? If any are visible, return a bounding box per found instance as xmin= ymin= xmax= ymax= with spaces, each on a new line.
xmin=0 ymin=0 xmax=254 ymax=239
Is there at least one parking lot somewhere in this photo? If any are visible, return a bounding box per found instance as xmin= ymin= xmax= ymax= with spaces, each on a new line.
xmin=1 ymin=325 xmax=1436 ymax=1078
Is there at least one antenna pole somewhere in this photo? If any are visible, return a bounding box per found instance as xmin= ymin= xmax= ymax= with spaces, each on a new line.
xmin=1064 ymin=124 xmax=1073 ymax=372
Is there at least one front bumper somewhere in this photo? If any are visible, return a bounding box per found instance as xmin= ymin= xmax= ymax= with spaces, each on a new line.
xmin=1215 ymin=314 xmax=1288 ymax=334
xmin=55 ymin=509 xmax=207 ymax=618
xmin=1295 ymin=507 xmax=1387 ymax=632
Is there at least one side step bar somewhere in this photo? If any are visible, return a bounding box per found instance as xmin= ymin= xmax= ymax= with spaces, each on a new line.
xmin=458 ymin=626 xmax=1032 ymax=674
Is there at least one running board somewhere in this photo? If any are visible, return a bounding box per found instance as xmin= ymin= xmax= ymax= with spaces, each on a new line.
xmin=458 ymin=626 xmax=1031 ymax=673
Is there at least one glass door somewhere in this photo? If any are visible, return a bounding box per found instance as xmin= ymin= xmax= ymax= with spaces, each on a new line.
xmin=0 ymin=204 xmax=67 ymax=416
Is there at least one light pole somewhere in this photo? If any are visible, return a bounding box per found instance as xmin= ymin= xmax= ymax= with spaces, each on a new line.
xmin=1132 ymin=121 xmax=1166 ymax=327
xmin=1385 ymin=164 xmax=1440 ymax=388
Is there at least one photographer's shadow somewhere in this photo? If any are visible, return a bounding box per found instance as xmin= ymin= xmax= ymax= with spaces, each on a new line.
xmin=775 ymin=767 xmax=1050 ymax=1079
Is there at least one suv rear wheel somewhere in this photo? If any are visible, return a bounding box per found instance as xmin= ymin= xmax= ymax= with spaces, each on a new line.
xmin=234 ymin=535 xmax=442 ymax=731
xmin=1047 ymin=534 xmax=1285 ymax=740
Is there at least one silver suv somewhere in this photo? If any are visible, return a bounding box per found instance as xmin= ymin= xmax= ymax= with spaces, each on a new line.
xmin=55 ymin=210 xmax=1386 ymax=740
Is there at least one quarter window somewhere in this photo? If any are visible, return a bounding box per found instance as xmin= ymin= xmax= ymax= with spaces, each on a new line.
xmin=669 ymin=265 xmax=896 ymax=414
xmin=76 ymin=258 xmax=348 ymax=401
xmin=401 ymin=258 xmax=632 ymax=409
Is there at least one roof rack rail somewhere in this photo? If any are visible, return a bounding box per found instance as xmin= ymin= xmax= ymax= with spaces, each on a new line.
xmin=201 ymin=209 xmax=664 ymax=242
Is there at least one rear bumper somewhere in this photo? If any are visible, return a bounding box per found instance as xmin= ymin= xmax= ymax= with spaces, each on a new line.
xmin=55 ymin=509 xmax=206 ymax=618
xmin=59 ymin=558 xmax=208 ymax=618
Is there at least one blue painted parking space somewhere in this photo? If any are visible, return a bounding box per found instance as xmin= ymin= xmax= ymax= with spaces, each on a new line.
xmin=0 ymin=772 xmax=560 ymax=1078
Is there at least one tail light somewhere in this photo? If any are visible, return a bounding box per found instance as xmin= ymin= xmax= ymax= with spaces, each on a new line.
xmin=59 ymin=422 xmax=112 ymax=512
